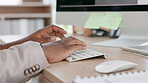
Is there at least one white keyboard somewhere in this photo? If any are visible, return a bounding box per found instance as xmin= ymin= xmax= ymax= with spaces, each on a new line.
xmin=66 ymin=49 xmax=107 ymax=62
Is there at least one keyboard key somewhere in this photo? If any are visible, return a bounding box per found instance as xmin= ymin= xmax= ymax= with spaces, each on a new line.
xmin=66 ymin=49 xmax=107 ymax=62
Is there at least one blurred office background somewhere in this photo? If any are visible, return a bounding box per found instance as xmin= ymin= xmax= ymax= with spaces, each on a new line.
xmin=0 ymin=0 xmax=108 ymax=38
xmin=0 ymin=0 xmax=55 ymax=35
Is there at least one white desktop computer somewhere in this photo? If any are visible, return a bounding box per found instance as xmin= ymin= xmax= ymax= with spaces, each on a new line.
xmin=56 ymin=0 xmax=148 ymax=48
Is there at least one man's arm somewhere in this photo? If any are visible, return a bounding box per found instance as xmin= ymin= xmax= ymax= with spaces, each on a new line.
xmin=0 ymin=36 xmax=86 ymax=83
xmin=0 ymin=25 xmax=67 ymax=50
xmin=0 ymin=41 xmax=49 ymax=83
xmin=0 ymin=37 xmax=30 ymax=50
xmin=0 ymin=44 xmax=2 ymax=50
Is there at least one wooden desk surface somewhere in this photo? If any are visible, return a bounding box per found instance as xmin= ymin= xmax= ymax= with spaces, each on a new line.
xmin=41 ymin=35 xmax=148 ymax=83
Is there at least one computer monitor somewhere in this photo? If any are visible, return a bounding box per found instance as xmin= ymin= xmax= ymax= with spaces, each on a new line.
xmin=56 ymin=0 xmax=148 ymax=48
xmin=56 ymin=0 xmax=148 ymax=28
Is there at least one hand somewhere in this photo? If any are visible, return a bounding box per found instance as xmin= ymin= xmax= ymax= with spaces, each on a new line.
xmin=26 ymin=25 xmax=67 ymax=44
xmin=0 ymin=25 xmax=67 ymax=50
xmin=42 ymin=37 xmax=87 ymax=63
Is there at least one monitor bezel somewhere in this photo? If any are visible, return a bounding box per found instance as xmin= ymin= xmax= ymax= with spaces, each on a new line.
xmin=57 ymin=0 xmax=148 ymax=11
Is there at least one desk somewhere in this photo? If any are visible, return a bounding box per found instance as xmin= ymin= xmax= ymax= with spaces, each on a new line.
xmin=40 ymin=35 xmax=148 ymax=83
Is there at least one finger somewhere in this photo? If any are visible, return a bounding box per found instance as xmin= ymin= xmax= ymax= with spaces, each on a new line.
xmin=50 ymin=32 xmax=66 ymax=40
xmin=40 ymin=31 xmax=56 ymax=41
xmin=55 ymin=33 xmax=62 ymax=37
xmin=68 ymin=44 xmax=87 ymax=52
xmin=42 ymin=26 xmax=53 ymax=34
xmin=50 ymin=32 xmax=56 ymax=36
xmin=66 ymin=37 xmax=83 ymax=42
xmin=74 ymin=40 xmax=86 ymax=46
xmin=52 ymin=25 xmax=67 ymax=34
xmin=40 ymin=30 xmax=51 ymax=38
xmin=44 ymin=25 xmax=67 ymax=40
xmin=55 ymin=33 xmax=66 ymax=40
xmin=67 ymin=36 xmax=75 ymax=39
xmin=65 ymin=36 xmax=76 ymax=41
xmin=60 ymin=35 xmax=66 ymax=40
xmin=45 ymin=25 xmax=67 ymax=34
xmin=39 ymin=25 xmax=67 ymax=38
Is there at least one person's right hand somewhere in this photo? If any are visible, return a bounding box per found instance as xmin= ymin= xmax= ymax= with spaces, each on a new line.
xmin=42 ymin=37 xmax=87 ymax=63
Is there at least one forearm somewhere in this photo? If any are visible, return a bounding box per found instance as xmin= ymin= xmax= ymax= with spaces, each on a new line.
xmin=0 ymin=44 xmax=2 ymax=50
xmin=0 ymin=37 xmax=30 ymax=50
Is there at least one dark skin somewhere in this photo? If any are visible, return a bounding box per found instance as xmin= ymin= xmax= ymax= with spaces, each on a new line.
xmin=0 ymin=25 xmax=87 ymax=63
xmin=43 ymin=36 xmax=87 ymax=63
xmin=1 ymin=25 xmax=67 ymax=49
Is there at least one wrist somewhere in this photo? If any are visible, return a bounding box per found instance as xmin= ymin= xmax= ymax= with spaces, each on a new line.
xmin=0 ymin=44 xmax=2 ymax=50
xmin=41 ymin=44 xmax=50 ymax=63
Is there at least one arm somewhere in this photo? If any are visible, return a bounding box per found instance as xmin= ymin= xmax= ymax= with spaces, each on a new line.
xmin=0 ymin=25 xmax=67 ymax=50
xmin=0 ymin=36 xmax=86 ymax=82
xmin=0 ymin=37 xmax=30 ymax=50
xmin=0 ymin=41 xmax=49 ymax=83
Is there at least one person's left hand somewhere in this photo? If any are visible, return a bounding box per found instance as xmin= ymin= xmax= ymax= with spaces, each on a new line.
xmin=26 ymin=25 xmax=67 ymax=44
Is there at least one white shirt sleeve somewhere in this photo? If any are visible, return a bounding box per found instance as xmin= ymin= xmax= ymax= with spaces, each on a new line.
xmin=0 ymin=41 xmax=49 ymax=83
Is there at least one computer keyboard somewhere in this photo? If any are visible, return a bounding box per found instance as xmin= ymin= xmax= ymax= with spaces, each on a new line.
xmin=66 ymin=49 xmax=107 ymax=62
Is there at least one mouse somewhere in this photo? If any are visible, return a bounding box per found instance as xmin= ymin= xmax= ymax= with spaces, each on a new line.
xmin=95 ymin=60 xmax=138 ymax=73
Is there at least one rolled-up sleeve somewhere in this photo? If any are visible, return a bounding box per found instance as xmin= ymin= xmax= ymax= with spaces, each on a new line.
xmin=0 ymin=41 xmax=49 ymax=83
